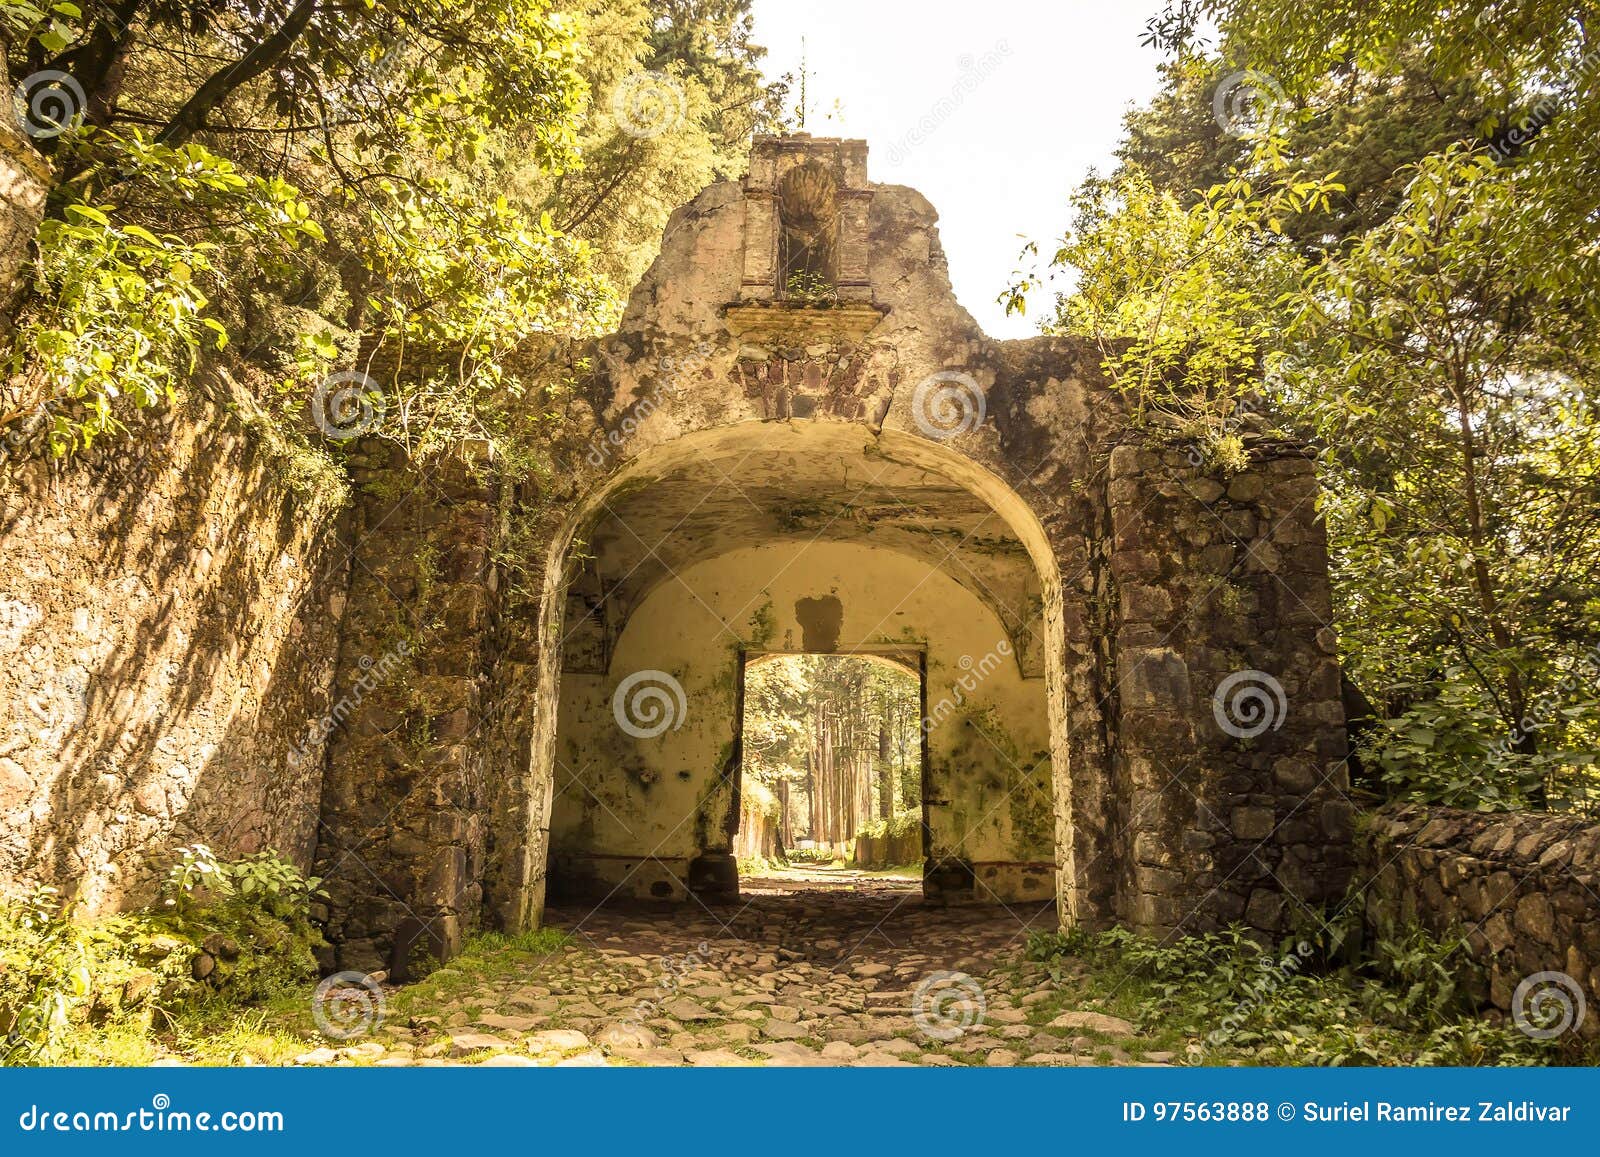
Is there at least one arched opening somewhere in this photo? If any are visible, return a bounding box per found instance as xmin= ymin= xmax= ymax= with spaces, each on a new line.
xmin=525 ymin=420 xmax=1071 ymax=921
xmin=737 ymin=651 xmax=924 ymax=888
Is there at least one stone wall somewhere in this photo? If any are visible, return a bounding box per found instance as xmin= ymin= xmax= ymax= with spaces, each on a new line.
xmin=852 ymin=830 xmax=921 ymax=868
xmin=0 ymin=133 xmax=1350 ymax=966
xmin=310 ymin=441 xmax=501 ymax=976
xmin=1358 ymin=804 xmax=1600 ymax=1034
xmin=0 ymin=380 xmax=349 ymax=912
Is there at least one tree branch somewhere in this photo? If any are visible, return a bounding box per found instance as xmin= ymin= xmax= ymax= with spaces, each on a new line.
xmin=154 ymin=0 xmax=319 ymax=146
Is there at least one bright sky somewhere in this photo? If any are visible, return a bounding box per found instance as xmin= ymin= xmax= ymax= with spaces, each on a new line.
xmin=750 ymin=0 xmax=1169 ymax=337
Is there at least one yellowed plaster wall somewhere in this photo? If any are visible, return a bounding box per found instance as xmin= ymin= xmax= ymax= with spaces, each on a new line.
xmin=550 ymin=540 xmax=1051 ymax=901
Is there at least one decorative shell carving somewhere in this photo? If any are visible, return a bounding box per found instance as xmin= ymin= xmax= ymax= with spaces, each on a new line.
xmin=777 ymin=160 xmax=839 ymax=229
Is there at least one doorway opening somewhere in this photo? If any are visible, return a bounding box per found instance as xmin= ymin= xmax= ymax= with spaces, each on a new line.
xmin=736 ymin=651 xmax=926 ymax=892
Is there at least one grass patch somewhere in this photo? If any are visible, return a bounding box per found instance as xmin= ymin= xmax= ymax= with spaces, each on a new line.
xmin=390 ymin=926 xmax=571 ymax=1012
xmin=1 ymin=849 xmax=330 ymax=1067
xmin=1022 ymin=923 xmax=1591 ymax=1066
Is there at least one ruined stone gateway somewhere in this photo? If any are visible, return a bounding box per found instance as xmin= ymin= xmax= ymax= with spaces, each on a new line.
xmin=310 ymin=135 xmax=1353 ymax=973
xmin=1 ymin=136 xmax=1354 ymax=977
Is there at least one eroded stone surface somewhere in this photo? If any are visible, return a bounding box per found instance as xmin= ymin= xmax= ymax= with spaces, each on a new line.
xmin=1360 ymin=805 xmax=1600 ymax=1036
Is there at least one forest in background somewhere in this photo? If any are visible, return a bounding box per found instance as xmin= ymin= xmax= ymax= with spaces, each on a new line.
xmin=741 ymin=655 xmax=921 ymax=858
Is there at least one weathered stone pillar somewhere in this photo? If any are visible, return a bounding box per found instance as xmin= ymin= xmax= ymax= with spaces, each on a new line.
xmin=313 ymin=442 xmax=500 ymax=976
xmin=1105 ymin=438 xmax=1352 ymax=936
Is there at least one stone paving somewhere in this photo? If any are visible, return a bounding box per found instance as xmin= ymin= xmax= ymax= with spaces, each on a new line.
xmin=295 ymin=869 xmax=1176 ymax=1067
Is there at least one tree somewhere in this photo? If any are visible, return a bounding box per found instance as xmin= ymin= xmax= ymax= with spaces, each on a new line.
xmin=741 ymin=656 xmax=919 ymax=846
xmin=1290 ymin=148 xmax=1600 ymax=805
xmin=1012 ymin=4 xmax=1600 ymax=808
xmin=0 ymin=0 xmax=785 ymax=462
xmin=1118 ymin=47 xmax=1495 ymax=254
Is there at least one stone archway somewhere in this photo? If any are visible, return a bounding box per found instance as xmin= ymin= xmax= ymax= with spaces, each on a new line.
xmin=312 ymin=134 xmax=1353 ymax=977
xmin=526 ymin=421 xmax=1071 ymax=914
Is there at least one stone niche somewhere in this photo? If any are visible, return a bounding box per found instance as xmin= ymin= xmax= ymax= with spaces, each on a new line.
xmin=739 ymin=134 xmax=872 ymax=305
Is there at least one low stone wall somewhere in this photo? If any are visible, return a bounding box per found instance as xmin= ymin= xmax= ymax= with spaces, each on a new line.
xmin=852 ymin=830 xmax=921 ymax=868
xmin=0 ymin=381 xmax=349 ymax=912
xmin=1358 ymin=804 xmax=1600 ymax=1035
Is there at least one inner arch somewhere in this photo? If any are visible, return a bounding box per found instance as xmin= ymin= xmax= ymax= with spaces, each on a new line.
xmin=525 ymin=420 xmax=1071 ymax=914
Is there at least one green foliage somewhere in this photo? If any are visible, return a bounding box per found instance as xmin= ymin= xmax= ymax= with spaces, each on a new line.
xmin=1005 ymin=150 xmax=1335 ymax=445
xmin=784 ymin=846 xmax=839 ymax=865
xmin=853 ymin=809 xmax=920 ymax=841
xmin=8 ymin=131 xmax=321 ymax=453
xmin=1016 ymin=9 xmax=1600 ymax=810
xmin=165 ymin=844 xmax=328 ymax=917
xmin=784 ymin=269 xmax=836 ymax=304
xmin=0 ymin=0 xmax=785 ymax=483
xmin=1025 ymin=921 xmax=1565 ymax=1066
xmin=1025 ymin=922 xmax=1099 ymax=967
xmin=456 ymin=927 xmax=571 ymax=957
xmin=1365 ymin=677 xmax=1552 ymax=809
xmin=0 ymin=1 xmax=80 ymax=55
xmin=533 ymin=0 xmax=787 ymax=291
xmin=0 ymin=848 xmax=324 ymax=1065
xmin=0 ymin=886 xmax=91 ymax=1065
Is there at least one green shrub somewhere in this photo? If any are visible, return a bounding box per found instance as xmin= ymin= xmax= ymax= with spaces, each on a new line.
xmin=853 ymin=810 xmax=920 ymax=841
xmin=0 ymin=846 xmax=325 ymax=1065
xmin=1026 ymin=920 xmax=1569 ymax=1066
xmin=0 ymin=886 xmax=91 ymax=1065
xmin=785 ymin=846 xmax=838 ymax=864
